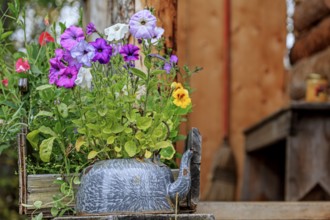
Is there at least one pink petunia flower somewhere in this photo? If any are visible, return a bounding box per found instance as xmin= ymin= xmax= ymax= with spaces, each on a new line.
xmin=15 ymin=58 xmax=30 ymax=73
xmin=2 ymin=78 xmax=8 ymax=87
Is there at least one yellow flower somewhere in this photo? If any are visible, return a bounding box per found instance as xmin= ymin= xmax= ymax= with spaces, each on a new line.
xmin=172 ymin=88 xmax=191 ymax=108
xmin=171 ymin=82 xmax=183 ymax=91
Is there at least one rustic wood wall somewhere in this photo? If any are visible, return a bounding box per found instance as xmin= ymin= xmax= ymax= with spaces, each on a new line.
xmin=177 ymin=0 xmax=288 ymax=199
xmin=230 ymin=0 xmax=288 ymax=198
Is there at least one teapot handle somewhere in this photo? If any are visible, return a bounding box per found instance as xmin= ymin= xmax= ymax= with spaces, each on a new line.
xmin=184 ymin=128 xmax=202 ymax=211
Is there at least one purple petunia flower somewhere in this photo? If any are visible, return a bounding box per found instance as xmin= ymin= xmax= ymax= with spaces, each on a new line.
xmin=164 ymin=55 xmax=178 ymax=74
xmin=63 ymin=49 xmax=82 ymax=69
xmin=164 ymin=62 xmax=172 ymax=74
xmin=129 ymin=10 xmax=157 ymax=39
xmin=120 ymin=44 xmax=140 ymax=62
xmin=54 ymin=48 xmax=82 ymax=69
xmin=70 ymin=40 xmax=95 ymax=67
xmin=60 ymin=25 xmax=85 ymax=51
xmin=56 ymin=66 xmax=78 ymax=88
xmin=170 ymin=55 xmax=178 ymax=64
xmin=49 ymin=57 xmax=66 ymax=84
xmin=90 ymin=38 xmax=112 ymax=64
xmin=86 ymin=22 xmax=96 ymax=35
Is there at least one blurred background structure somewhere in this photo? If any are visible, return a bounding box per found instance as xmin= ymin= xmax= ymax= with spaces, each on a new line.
xmin=2 ymin=0 xmax=330 ymax=218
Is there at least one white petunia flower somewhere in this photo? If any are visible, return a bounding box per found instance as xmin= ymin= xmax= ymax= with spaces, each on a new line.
xmin=104 ymin=23 xmax=129 ymax=41
xmin=75 ymin=67 xmax=93 ymax=89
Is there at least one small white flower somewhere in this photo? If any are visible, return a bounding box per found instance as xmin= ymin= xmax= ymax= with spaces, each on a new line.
xmin=75 ymin=67 xmax=93 ymax=89
xmin=104 ymin=23 xmax=129 ymax=41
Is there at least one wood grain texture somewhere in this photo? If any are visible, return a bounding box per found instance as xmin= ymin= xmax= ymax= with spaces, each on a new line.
xmin=197 ymin=202 xmax=330 ymax=220
xmin=286 ymin=110 xmax=330 ymax=200
xmin=177 ymin=0 xmax=224 ymax=199
xmin=230 ymin=0 xmax=288 ymax=199
xmin=242 ymin=103 xmax=330 ymax=201
xmin=244 ymin=109 xmax=290 ymax=152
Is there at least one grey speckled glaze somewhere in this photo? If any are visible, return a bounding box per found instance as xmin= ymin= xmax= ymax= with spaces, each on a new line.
xmin=76 ymin=149 xmax=194 ymax=215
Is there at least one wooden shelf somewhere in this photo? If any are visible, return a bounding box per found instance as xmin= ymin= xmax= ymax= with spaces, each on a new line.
xmin=242 ymin=102 xmax=330 ymax=201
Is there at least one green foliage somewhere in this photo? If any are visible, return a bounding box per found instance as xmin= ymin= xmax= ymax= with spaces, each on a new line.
xmin=0 ymin=0 xmax=202 ymax=218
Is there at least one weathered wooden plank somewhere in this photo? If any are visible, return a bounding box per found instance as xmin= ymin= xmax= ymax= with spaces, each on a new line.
xmin=286 ymin=112 xmax=330 ymax=201
xmin=241 ymin=139 xmax=286 ymax=201
xmin=197 ymin=202 xmax=330 ymax=220
xmin=54 ymin=213 xmax=215 ymax=220
xmin=244 ymin=109 xmax=290 ymax=152
xmin=17 ymin=133 xmax=27 ymax=215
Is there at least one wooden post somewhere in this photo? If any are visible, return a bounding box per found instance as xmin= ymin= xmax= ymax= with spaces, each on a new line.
xmin=83 ymin=0 xmax=135 ymax=31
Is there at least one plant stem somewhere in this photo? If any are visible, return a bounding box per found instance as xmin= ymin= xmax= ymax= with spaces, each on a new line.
xmin=143 ymin=68 xmax=151 ymax=116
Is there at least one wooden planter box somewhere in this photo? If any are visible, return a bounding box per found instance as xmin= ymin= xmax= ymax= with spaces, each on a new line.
xmin=17 ymin=129 xmax=202 ymax=218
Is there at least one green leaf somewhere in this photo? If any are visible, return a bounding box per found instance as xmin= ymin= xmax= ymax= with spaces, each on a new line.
xmin=124 ymin=127 xmax=133 ymax=134
xmin=124 ymin=141 xmax=137 ymax=157
xmin=31 ymin=65 xmax=43 ymax=75
xmin=98 ymin=108 xmax=108 ymax=116
xmin=73 ymin=176 xmax=81 ymax=185
xmin=51 ymin=207 xmax=59 ymax=216
xmin=145 ymin=150 xmax=152 ymax=158
xmin=152 ymin=124 xmax=166 ymax=140
xmin=39 ymin=137 xmax=56 ymax=162
xmin=57 ymin=103 xmax=68 ymax=118
xmin=126 ymin=109 xmax=137 ymax=122
xmin=35 ymin=110 xmax=53 ymax=118
xmin=114 ymin=146 xmax=121 ymax=152
xmin=151 ymin=69 xmax=166 ymax=75
xmin=88 ymin=150 xmax=98 ymax=159
xmin=86 ymin=123 xmax=100 ymax=130
xmin=59 ymin=22 xmax=67 ymax=33
xmin=112 ymin=123 xmax=125 ymax=133
xmin=135 ymin=131 xmax=144 ymax=140
xmin=144 ymin=57 xmax=152 ymax=69
xmin=39 ymin=126 xmax=57 ymax=137
xmin=106 ymin=136 xmax=115 ymax=144
xmin=33 ymin=200 xmax=43 ymax=209
xmin=0 ymin=31 xmax=13 ymax=40
xmin=32 ymin=212 xmax=43 ymax=220
xmin=36 ymin=84 xmax=53 ymax=90
xmin=130 ymin=68 xmax=147 ymax=80
xmin=102 ymin=127 xmax=112 ymax=134
xmin=155 ymin=140 xmax=172 ymax=149
xmin=136 ymin=117 xmax=152 ymax=130
xmin=160 ymin=145 xmax=176 ymax=160
xmin=75 ymin=136 xmax=85 ymax=152
xmin=26 ymin=130 xmax=40 ymax=149
xmin=60 ymin=182 xmax=69 ymax=194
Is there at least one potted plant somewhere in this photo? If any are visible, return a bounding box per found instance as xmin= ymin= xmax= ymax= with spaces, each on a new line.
xmin=11 ymin=6 xmax=202 ymax=219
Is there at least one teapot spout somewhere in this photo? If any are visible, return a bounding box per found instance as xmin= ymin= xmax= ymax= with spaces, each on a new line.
xmin=167 ymin=149 xmax=193 ymax=201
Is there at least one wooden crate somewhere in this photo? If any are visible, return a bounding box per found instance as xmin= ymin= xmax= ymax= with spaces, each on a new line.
xmin=17 ymin=128 xmax=202 ymax=218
